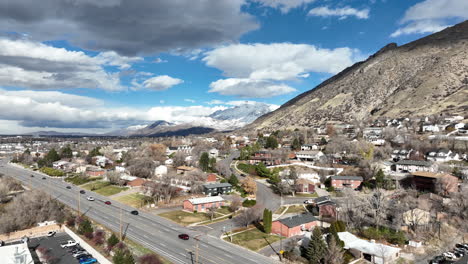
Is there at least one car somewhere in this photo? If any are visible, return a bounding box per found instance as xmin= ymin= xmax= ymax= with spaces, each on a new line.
xmin=240 ymin=173 xmax=246 ymax=177
xmin=86 ymin=196 xmax=94 ymax=201
xmin=130 ymin=210 xmax=139 ymax=215
xmin=30 ymin=174 xmax=34 ymax=177
xmin=454 ymin=252 xmax=463 ymax=258
xmin=430 ymin=256 xmax=445 ymax=264
xmin=303 ymin=199 xmax=313 ymax=204
xmin=73 ymin=251 xmax=88 ymax=257
xmin=60 ymin=240 xmax=78 ymax=248
xmin=443 ymin=252 xmax=456 ymax=259
xmin=42 ymin=177 xmax=46 ymax=180
xmin=178 ymin=234 xmax=189 ymax=240
xmin=47 ymin=231 xmax=56 ymax=237
xmin=79 ymin=258 xmax=97 ymax=264
xmin=0 ymin=240 xmax=4 ymax=247
xmin=66 ymin=186 xmax=72 ymax=189
xmin=80 ymin=190 xmax=85 ymax=194
xmin=104 ymin=201 xmax=111 ymax=205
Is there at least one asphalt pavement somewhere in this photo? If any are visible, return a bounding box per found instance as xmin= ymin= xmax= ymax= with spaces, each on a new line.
xmin=0 ymin=159 xmax=278 ymax=264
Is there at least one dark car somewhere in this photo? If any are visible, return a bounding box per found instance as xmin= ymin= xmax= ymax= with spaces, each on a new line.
xmin=80 ymin=190 xmax=85 ymax=194
xmin=42 ymin=177 xmax=46 ymax=180
xmin=178 ymin=234 xmax=189 ymax=240
xmin=130 ymin=210 xmax=139 ymax=215
xmin=104 ymin=201 xmax=111 ymax=205
xmin=30 ymin=174 xmax=34 ymax=177
xmin=66 ymin=186 xmax=72 ymax=189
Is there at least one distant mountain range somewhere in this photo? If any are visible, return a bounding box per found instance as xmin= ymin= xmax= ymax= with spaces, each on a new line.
xmin=248 ymin=20 xmax=468 ymax=131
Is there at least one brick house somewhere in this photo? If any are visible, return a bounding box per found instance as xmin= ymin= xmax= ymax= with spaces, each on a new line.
xmin=206 ymin=173 xmax=217 ymax=183
xmin=331 ymin=176 xmax=363 ymax=190
xmin=411 ymin=171 xmax=458 ymax=194
xmin=85 ymin=167 xmax=106 ymax=177
xmin=313 ymin=196 xmax=337 ymax=218
xmin=183 ymin=196 xmax=225 ymax=212
xmin=271 ymin=213 xmax=319 ymax=237
xmin=295 ymin=178 xmax=316 ymax=193
xmin=127 ymin=178 xmax=147 ymax=188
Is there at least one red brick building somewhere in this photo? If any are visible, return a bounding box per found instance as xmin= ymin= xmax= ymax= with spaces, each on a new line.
xmin=206 ymin=173 xmax=217 ymax=183
xmin=127 ymin=178 xmax=147 ymax=187
xmin=271 ymin=213 xmax=318 ymax=237
xmin=331 ymin=176 xmax=363 ymax=190
xmin=183 ymin=196 xmax=225 ymax=212
xmin=411 ymin=171 xmax=458 ymax=195
xmin=295 ymin=178 xmax=316 ymax=193
xmin=313 ymin=196 xmax=337 ymax=218
xmin=85 ymin=167 xmax=106 ymax=177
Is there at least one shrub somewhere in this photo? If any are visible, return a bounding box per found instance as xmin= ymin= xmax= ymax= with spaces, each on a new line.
xmin=139 ymin=254 xmax=162 ymax=264
xmin=78 ymin=219 xmax=93 ymax=235
xmin=242 ymin=199 xmax=256 ymax=207
xmin=107 ymin=233 xmax=119 ymax=249
xmin=39 ymin=167 xmax=65 ymax=177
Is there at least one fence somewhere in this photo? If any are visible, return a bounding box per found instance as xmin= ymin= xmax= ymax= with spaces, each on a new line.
xmin=63 ymin=226 xmax=112 ymax=264
xmin=0 ymin=224 xmax=62 ymax=242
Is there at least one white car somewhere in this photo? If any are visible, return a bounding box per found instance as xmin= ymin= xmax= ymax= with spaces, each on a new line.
xmin=47 ymin=231 xmax=56 ymax=237
xmin=87 ymin=196 xmax=95 ymax=201
xmin=443 ymin=252 xmax=456 ymax=259
xmin=303 ymin=200 xmax=314 ymax=204
xmin=60 ymin=240 xmax=78 ymax=248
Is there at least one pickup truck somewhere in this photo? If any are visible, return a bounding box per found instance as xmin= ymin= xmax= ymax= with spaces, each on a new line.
xmin=60 ymin=240 xmax=79 ymax=248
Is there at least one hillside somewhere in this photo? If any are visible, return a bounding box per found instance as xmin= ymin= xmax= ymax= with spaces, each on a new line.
xmin=248 ymin=20 xmax=468 ymax=130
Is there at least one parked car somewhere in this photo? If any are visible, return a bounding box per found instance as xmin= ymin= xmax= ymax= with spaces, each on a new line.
xmin=443 ymin=252 xmax=456 ymax=259
xmin=47 ymin=231 xmax=56 ymax=237
xmin=75 ymin=253 xmax=91 ymax=259
xmin=430 ymin=255 xmax=445 ymax=264
xmin=130 ymin=210 xmax=139 ymax=215
xmin=79 ymin=258 xmax=97 ymax=264
xmin=42 ymin=177 xmax=46 ymax=180
xmin=178 ymin=234 xmax=189 ymax=240
xmin=86 ymin=196 xmax=94 ymax=201
xmin=303 ymin=199 xmax=313 ymax=204
xmin=80 ymin=190 xmax=85 ymax=194
xmin=73 ymin=251 xmax=88 ymax=258
xmin=60 ymin=240 xmax=78 ymax=248
xmin=104 ymin=201 xmax=111 ymax=205
xmin=30 ymin=174 xmax=34 ymax=177
xmin=66 ymin=186 xmax=71 ymax=189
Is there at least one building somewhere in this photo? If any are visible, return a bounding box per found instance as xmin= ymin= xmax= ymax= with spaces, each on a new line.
xmin=0 ymin=241 xmax=33 ymax=264
xmin=202 ymin=183 xmax=232 ymax=196
xmin=154 ymin=165 xmax=168 ymax=177
xmin=426 ymin=149 xmax=459 ymax=162
xmin=295 ymin=150 xmax=325 ymax=162
xmin=85 ymin=166 xmax=106 ymax=177
xmin=208 ymin=148 xmax=219 ymax=158
xmin=391 ymin=149 xmax=412 ymax=160
xmin=301 ymin=144 xmax=319 ymax=151
xmin=295 ymin=178 xmax=316 ymax=193
xmin=331 ymin=176 xmax=363 ymax=190
xmin=271 ymin=213 xmax=319 ymax=237
xmin=127 ymin=178 xmax=147 ymax=188
xmin=206 ymin=173 xmax=217 ymax=183
xmin=183 ymin=196 xmax=225 ymax=212
xmin=337 ymin=232 xmax=401 ymax=264
xmin=394 ymin=160 xmax=433 ymax=173
xmin=411 ymin=171 xmax=458 ymax=194
xmin=176 ymin=166 xmax=196 ymax=175
xmin=313 ymin=196 xmax=336 ymax=218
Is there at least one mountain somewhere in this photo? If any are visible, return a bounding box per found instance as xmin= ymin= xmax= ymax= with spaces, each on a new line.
xmin=24 ymin=131 xmax=94 ymax=137
xmin=248 ymin=21 xmax=468 ymax=131
xmin=209 ymin=102 xmax=276 ymax=124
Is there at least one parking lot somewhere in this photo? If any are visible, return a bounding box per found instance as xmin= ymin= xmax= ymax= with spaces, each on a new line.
xmin=429 ymin=243 xmax=468 ymax=264
xmin=28 ymin=232 xmax=97 ymax=264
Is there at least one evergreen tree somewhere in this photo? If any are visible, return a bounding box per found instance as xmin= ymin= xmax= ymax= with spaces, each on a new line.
xmin=375 ymin=169 xmax=385 ymax=188
xmin=113 ymin=249 xmax=135 ymax=264
xmin=107 ymin=233 xmax=119 ymax=249
xmin=60 ymin=145 xmax=73 ymax=158
xmin=263 ymin=209 xmax=272 ymax=233
xmin=78 ymin=219 xmax=93 ymax=235
xmin=209 ymin=157 xmax=216 ymax=171
xmin=265 ymin=136 xmax=278 ymax=149
xmin=320 ymin=137 xmax=327 ymax=145
xmin=324 ymin=236 xmax=344 ymax=264
xmin=199 ymin=152 xmax=210 ymax=172
xmin=255 ymin=163 xmax=271 ymax=178
xmin=228 ymin=175 xmax=239 ymax=186
xmin=45 ymin=148 xmax=60 ymax=163
xmin=305 ymin=228 xmax=327 ymax=264
xmin=292 ymin=138 xmax=301 ymax=150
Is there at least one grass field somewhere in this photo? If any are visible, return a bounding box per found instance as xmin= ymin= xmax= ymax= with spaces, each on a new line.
xmin=225 ymin=228 xmax=283 ymax=251
xmin=115 ymin=193 xmax=151 ymax=208
xmin=295 ymin=192 xmax=319 ymax=198
xmin=81 ymin=181 xmax=128 ymax=196
xmin=285 ymin=205 xmax=306 ymax=214
xmin=158 ymin=210 xmax=211 ymax=226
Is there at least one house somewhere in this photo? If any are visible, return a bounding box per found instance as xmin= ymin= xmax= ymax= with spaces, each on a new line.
xmin=206 ymin=173 xmax=217 ymax=183
xmin=183 ymin=196 xmax=225 ymax=212
xmin=411 ymin=171 xmax=458 ymax=194
xmin=313 ymin=196 xmax=336 ymax=218
xmin=337 ymin=232 xmax=401 ymax=264
xmin=394 ymin=160 xmax=433 ymax=173
xmin=52 ymin=160 xmax=70 ymax=170
xmin=295 ymin=178 xmax=316 ymax=193
xmin=330 ymin=176 xmax=363 ymax=190
xmin=85 ymin=166 xmax=106 ymax=177
xmin=127 ymin=178 xmax=147 ymax=188
xmin=301 ymin=144 xmax=319 ymax=151
xmin=426 ymin=149 xmax=459 ymax=162
xmin=295 ymin=150 xmax=325 ymax=162
xmin=391 ymin=149 xmax=412 ymax=160
xmin=176 ymin=166 xmax=196 ymax=175
xmin=202 ymin=183 xmax=232 ymax=196
xmin=271 ymin=213 xmax=319 ymax=237
xmin=248 ymin=151 xmax=280 ymax=166
xmin=155 ymin=165 xmax=168 ymax=177
xmin=0 ymin=241 xmax=33 ymax=264
xmin=422 ymin=124 xmax=440 ymax=132
xmin=94 ymin=155 xmax=112 ymax=167
xmin=208 ymin=148 xmax=219 ymax=158
xmin=166 ymin=145 xmax=193 ymax=156
xmin=363 ymin=127 xmax=383 ymax=139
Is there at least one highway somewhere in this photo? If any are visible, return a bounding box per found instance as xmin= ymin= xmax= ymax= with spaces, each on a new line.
xmin=0 ymin=159 xmax=278 ymax=264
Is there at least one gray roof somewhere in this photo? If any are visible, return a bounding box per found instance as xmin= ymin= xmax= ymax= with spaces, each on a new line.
xmin=395 ymin=160 xmax=431 ymax=166
xmin=331 ymin=175 xmax=363 ymax=181
xmin=315 ymin=196 xmax=331 ymax=204
xmin=202 ymin=183 xmax=232 ymax=189
xmin=278 ymin=213 xmax=318 ymax=228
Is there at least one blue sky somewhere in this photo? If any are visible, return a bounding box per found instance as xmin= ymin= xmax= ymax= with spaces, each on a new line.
xmin=0 ymin=0 xmax=466 ymax=133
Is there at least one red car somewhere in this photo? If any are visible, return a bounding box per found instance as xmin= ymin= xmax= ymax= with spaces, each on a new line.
xmin=104 ymin=201 xmax=111 ymax=205
xmin=178 ymin=234 xmax=189 ymax=240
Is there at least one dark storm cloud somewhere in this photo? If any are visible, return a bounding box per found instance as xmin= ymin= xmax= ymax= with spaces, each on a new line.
xmin=0 ymin=0 xmax=258 ymax=56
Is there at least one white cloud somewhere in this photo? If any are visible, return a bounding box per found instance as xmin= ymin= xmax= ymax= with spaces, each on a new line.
xmin=153 ymin=58 xmax=168 ymax=63
xmin=0 ymin=38 xmax=141 ymax=91
xmin=0 ymin=89 xmax=103 ymax=108
xmin=184 ymin=99 xmax=196 ymax=103
xmin=308 ymin=6 xmax=370 ymax=20
xmin=252 ymin=0 xmax=316 ymax=13
xmin=209 ymin=78 xmax=296 ymax=98
xmin=142 ymin=75 xmax=184 ymax=91
xmin=391 ymin=0 xmax=468 ymax=37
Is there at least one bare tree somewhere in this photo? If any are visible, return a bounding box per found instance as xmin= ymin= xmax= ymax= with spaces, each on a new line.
xmin=107 ymin=171 xmax=125 ymax=186
xmin=127 ymin=158 xmax=156 ymax=178
xmin=207 ymin=207 xmax=217 ymax=221
xmin=324 ymin=236 xmax=344 ymax=264
xmin=229 ymin=195 xmax=242 ymax=212
xmin=241 ymin=176 xmax=257 ymax=195
xmin=173 ymin=152 xmax=187 ymax=167
xmin=363 ymin=189 xmax=389 ymax=229
xmin=234 ymin=204 xmax=263 ymax=227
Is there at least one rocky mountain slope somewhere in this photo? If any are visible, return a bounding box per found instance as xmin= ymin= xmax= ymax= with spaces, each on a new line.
xmin=209 ymin=102 xmax=275 ymax=124
xmin=248 ymin=20 xmax=468 ymax=130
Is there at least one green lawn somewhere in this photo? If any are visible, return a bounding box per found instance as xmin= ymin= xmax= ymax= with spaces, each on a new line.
xmin=216 ymin=206 xmax=231 ymax=215
xmin=115 ymin=193 xmax=151 ymax=208
xmin=225 ymin=228 xmax=283 ymax=251
xmin=65 ymin=175 xmax=102 ymax=185
xmin=295 ymin=192 xmax=319 ymax=198
xmin=81 ymin=181 xmax=128 ymax=196
xmin=158 ymin=210 xmax=211 ymax=226
xmin=285 ymin=205 xmax=306 ymax=214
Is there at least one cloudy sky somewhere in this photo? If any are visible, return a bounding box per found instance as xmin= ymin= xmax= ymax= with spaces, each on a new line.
xmin=0 ymin=0 xmax=467 ymax=134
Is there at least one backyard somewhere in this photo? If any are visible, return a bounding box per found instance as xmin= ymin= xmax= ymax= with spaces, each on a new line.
xmin=115 ymin=193 xmax=151 ymax=208
xmin=81 ymin=181 xmax=128 ymax=196
xmin=224 ymin=228 xmax=283 ymax=251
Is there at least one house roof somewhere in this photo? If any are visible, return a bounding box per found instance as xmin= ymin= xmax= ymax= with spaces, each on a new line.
xmin=395 ymin=160 xmax=431 ymax=166
xmin=277 ymin=213 xmax=318 ymax=228
xmin=202 ymin=183 xmax=232 ymax=188
xmin=338 ymin=232 xmax=400 ymax=257
xmin=128 ymin=177 xmax=146 ymax=186
xmin=315 ymin=196 xmax=332 ymax=205
xmin=176 ymin=166 xmax=196 ymax=171
xmin=411 ymin=171 xmax=456 ymax=179
xmin=331 ymin=175 xmax=363 ymax=181
xmin=187 ymin=196 xmax=224 ymax=205
xmin=296 ymin=150 xmax=322 ymax=155
xmin=296 ymin=178 xmax=315 ymax=185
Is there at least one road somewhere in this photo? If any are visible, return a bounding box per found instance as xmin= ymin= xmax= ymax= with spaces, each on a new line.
xmin=0 ymin=160 xmax=278 ymax=264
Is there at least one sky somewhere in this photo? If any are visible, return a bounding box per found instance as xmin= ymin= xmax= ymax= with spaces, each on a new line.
xmin=0 ymin=0 xmax=467 ymax=134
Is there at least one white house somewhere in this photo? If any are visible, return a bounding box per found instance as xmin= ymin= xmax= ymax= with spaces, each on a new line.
xmin=95 ymin=155 xmax=112 ymax=167
xmin=209 ymin=148 xmax=219 ymax=158
xmin=338 ymin=232 xmax=401 ymax=264
xmin=0 ymin=241 xmax=33 ymax=264
xmin=164 ymin=159 xmax=174 ymax=165
xmin=394 ymin=160 xmax=434 ymax=173
xmin=296 ymin=150 xmax=325 ymax=162
xmin=155 ymin=165 xmax=168 ymax=177
xmin=422 ymin=124 xmax=440 ymax=132
xmin=427 ymin=149 xmax=459 ymax=162
xmin=301 ymin=144 xmax=319 ymax=151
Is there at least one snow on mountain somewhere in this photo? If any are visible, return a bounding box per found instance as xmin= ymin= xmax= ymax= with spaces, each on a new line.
xmin=209 ymin=102 xmax=276 ymax=124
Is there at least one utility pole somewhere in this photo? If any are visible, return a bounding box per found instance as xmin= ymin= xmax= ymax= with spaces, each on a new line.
xmin=193 ymin=235 xmax=202 ymax=264
xmin=77 ymin=191 xmax=81 ymax=215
